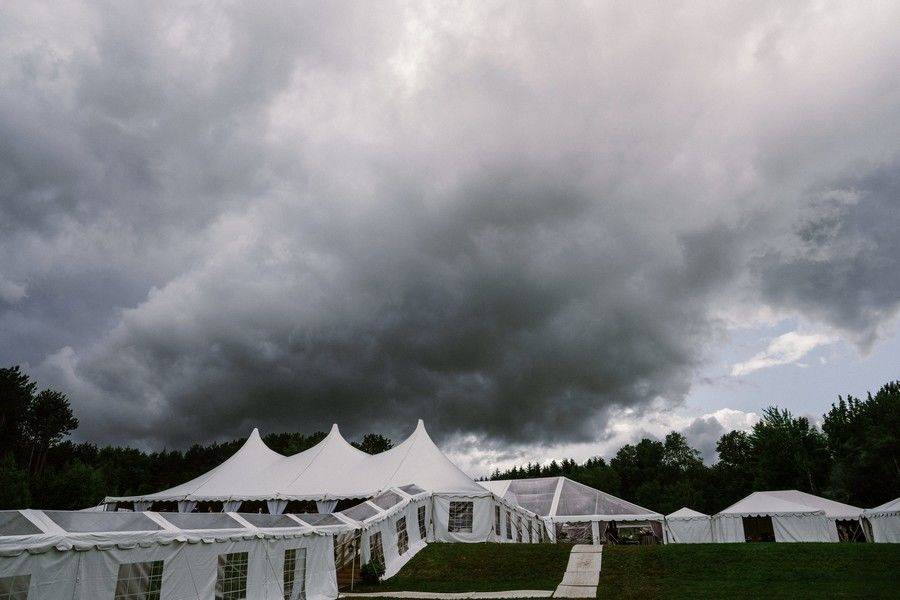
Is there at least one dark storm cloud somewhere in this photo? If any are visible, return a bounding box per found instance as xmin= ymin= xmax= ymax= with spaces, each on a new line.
xmin=756 ymin=167 xmax=900 ymax=349
xmin=1 ymin=1 xmax=898 ymax=448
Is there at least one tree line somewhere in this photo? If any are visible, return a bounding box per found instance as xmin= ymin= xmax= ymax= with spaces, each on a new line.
xmin=489 ymin=381 xmax=899 ymax=514
xmin=1 ymin=364 xmax=897 ymax=512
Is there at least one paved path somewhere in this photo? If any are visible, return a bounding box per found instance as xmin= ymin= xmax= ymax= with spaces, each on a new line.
xmin=341 ymin=544 xmax=602 ymax=600
xmin=341 ymin=591 xmax=553 ymax=598
xmin=552 ymin=545 xmax=601 ymax=598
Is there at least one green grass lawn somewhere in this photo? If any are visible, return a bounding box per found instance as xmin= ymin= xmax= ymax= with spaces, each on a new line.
xmin=352 ymin=542 xmax=900 ymax=599
xmin=352 ymin=542 xmax=573 ymax=593
xmin=600 ymin=543 xmax=900 ymax=599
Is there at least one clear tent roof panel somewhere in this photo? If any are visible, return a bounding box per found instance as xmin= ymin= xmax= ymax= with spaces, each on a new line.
xmin=161 ymin=513 xmax=244 ymax=530
xmin=341 ymin=502 xmax=379 ymax=522
xmin=505 ymin=479 xmax=558 ymax=516
xmin=556 ymin=478 xmax=652 ymax=516
xmin=238 ymin=513 xmax=303 ymax=528
xmin=294 ymin=513 xmax=343 ymax=526
xmin=398 ymin=484 xmax=425 ymax=496
xmin=371 ymin=491 xmax=403 ymax=511
xmin=0 ymin=512 xmax=42 ymax=536
xmin=44 ymin=511 xmax=162 ymax=533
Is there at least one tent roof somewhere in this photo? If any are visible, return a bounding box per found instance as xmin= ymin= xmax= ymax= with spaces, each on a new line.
xmin=479 ymin=476 xmax=662 ymax=521
xmin=867 ymin=497 xmax=900 ymax=515
xmin=107 ymin=420 xmax=487 ymax=503
xmin=0 ymin=508 xmax=336 ymax=555
xmin=123 ymin=427 xmax=287 ymax=501
xmin=717 ymin=490 xmax=861 ymax=518
xmin=667 ymin=507 xmax=708 ymax=519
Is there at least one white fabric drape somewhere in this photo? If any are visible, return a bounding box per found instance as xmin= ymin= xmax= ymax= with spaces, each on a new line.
xmin=430 ymin=495 xmax=494 ymax=543
xmin=869 ymin=514 xmax=900 ymax=542
xmin=267 ymin=500 xmax=288 ymax=515
xmin=177 ymin=501 xmax=197 ymax=513
xmin=711 ymin=515 xmax=744 ymax=542
xmin=665 ymin=517 xmax=713 ymax=543
xmin=222 ymin=501 xmax=242 ymax=513
xmin=133 ymin=501 xmax=152 ymax=512
xmin=772 ymin=514 xmax=831 ymax=542
xmin=316 ymin=500 xmax=338 ymax=514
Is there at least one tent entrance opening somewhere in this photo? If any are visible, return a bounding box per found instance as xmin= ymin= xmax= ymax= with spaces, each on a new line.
xmin=742 ymin=516 xmax=775 ymax=542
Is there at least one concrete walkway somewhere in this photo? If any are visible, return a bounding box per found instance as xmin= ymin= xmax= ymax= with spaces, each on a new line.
xmin=552 ymin=545 xmax=601 ymax=598
xmin=341 ymin=544 xmax=601 ymax=600
xmin=341 ymin=592 xmax=553 ymax=598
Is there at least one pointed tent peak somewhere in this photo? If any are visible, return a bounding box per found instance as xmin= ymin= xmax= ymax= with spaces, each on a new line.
xmin=248 ymin=428 xmax=261 ymax=440
xmin=668 ymin=507 xmax=707 ymax=518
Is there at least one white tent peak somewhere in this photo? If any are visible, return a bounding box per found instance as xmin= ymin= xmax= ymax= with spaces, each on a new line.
xmin=668 ymin=507 xmax=707 ymax=518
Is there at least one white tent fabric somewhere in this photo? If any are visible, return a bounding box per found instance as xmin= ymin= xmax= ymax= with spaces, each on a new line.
xmin=664 ymin=507 xmax=713 ymax=543
xmin=348 ymin=488 xmax=431 ymax=579
xmin=107 ymin=420 xmax=490 ymax=505
xmin=712 ymin=490 xmax=848 ymax=542
xmin=0 ymin=509 xmax=340 ymax=600
xmin=865 ymin=497 xmax=900 ymax=543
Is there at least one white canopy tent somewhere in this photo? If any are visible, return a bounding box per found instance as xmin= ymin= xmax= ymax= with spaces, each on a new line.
xmin=712 ymin=490 xmax=862 ymax=543
xmin=106 ymin=420 xmax=536 ymax=544
xmin=480 ymin=477 xmax=663 ymax=544
xmin=864 ymin=497 xmax=900 ymax=543
xmin=0 ymin=509 xmax=339 ymax=600
xmin=664 ymin=507 xmax=713 ymax=543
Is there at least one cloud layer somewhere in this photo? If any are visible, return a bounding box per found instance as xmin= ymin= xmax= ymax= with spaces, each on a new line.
xmin=1 ymin=1 xmax=899 ymax=448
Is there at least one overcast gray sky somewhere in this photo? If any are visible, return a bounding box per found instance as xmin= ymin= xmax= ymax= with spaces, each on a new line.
xmin=1 ymin=1 xmax=898 ymax=473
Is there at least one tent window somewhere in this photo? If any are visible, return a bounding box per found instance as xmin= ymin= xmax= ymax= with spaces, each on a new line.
xmin=506 ymin=510 xmax=512 ymax=539
xmin=0 ymin=575 xmax=30 ymax=600
xmin=494 ymin=506 xmax=501 ymax=536
xmin=527 ymin=520 xmax=533 ymax=543
xmin=368 ymin=531 xmax=385 ymax=567
xmin=448 ymin=501 xmax=473 ymax=533
xmin=742 ymin=516 xmax=775 ymax=542
xmin=417 ymin=505 xmax=427 ymax=540
xmin=114 ymin=561 xmax=163 ymax=600
xmin=215 ymin=552 xmax=248 ymax=600
xmin=283 ymin=547 xmax=307 ymax=600
xmin=397 ymin=517 xmax=409 ymax=555
xmin=516 ymin=515 xmax=523 ymax=542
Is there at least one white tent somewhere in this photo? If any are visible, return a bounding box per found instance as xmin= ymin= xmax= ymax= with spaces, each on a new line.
xmin=480 ymin=477 xmax=663 ymax=544
xmin=106 ymin=420 xmax=536 ymax=544
xmin=664 ymin=507 xmax=713 ymax=544
xmin=712 ymin=490 xmax=861 ymax=542
xmin=864 ymin=497 xmax=900 ymax=543
xmin=0 ymin=509 xmax=339 ymax=600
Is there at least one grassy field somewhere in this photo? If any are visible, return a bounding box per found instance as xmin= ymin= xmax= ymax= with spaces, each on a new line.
xmin=353 ymin=542 xmax=900 ymax=599
xmin=352 ymin=542 xmax=572 ymax=592
xmin=600 ymin=543 xmax=900 ymax=599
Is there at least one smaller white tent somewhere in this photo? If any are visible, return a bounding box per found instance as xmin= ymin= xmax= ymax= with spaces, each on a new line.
xmin=864 ymin=497 xmax=900 ymax=543
xmin=664 ymin=507 xmax=712 ymax=544
xmin=712 ymin=490 xmax=859 ymax=542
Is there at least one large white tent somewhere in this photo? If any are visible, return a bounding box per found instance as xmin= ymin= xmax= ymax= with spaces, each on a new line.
xmin=864 ymin=497 xmax=900 ymax=543
xmin=0 ymin=509 xmax=339 ymax=600
xmin=664 ymin=507 xmax=713 ymax=544
xmin=480 ymin=477 xmax=663 ymax=544
xmin=712 ymin=490 xmax=863 ymax=543
xmin=106 ymin=420 xmax=538 ymax=544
